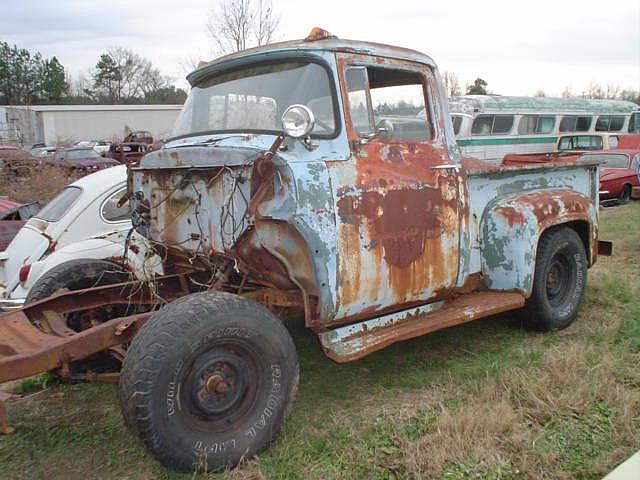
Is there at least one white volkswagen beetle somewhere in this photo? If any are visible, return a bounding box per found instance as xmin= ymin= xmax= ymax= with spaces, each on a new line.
xmin=0 ymin=165 xmax=161 ymax=310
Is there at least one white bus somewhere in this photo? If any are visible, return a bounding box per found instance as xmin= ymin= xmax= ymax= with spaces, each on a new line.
xmin=449 ymin=95 xmax=640 ymax=163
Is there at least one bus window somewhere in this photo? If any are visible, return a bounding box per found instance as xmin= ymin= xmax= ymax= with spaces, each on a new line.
xmin=518 ymin=115 xmax=555 ymax=134
xmin=595 ymin=115 xmax=624 ymax=132
xmin=609 ymin=116 xmax=624 ymax=131
xmin=493 ymin=116 xmax=513 ymax=134
xmin=559 ymin=115 xmax=592 ymax=132
xmin=451 ymin=115 xmax=462 ymax=135
xmin=472 ymin=115 xmax=513 ymax=135
xmin=596 ymin=116 xmax=610 ymax=131
xmin=630 ymin=113 xmax=640 ymax=134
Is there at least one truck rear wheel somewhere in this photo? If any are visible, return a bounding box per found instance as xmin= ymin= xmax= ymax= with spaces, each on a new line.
xmin=524 ymin=226 xmax=587 ymax=331
xmin=118 ymin=291 xmax=299 ymax=472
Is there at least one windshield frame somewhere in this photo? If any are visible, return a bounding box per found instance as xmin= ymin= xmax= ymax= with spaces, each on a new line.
xmin=168 ymin=54 xmax=342 ymax=143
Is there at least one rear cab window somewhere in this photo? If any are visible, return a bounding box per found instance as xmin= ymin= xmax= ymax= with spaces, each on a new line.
xmin=35 ymin=186 xmax=82 ymax=222
xmin=558 ymin=135 xmax=603 ymax=151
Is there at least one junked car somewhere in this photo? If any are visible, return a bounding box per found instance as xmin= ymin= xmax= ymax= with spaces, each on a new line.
xmin=0 ymin=29 xmax=611 ymax=472
xmin=580 ymin=150 xmax=640 ymax=202
xmin=0 ymin=198 xmax=40 ymax=251
xmin=47 ymin=147 xmax=119 ymax=172
xmin=73 ymin=140 xmax=112 ymax=155
xmin=0 ymin=165 xmax=140 ymax=310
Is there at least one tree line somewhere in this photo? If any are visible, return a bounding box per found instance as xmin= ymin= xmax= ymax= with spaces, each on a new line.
xmin=0 ymin=42 xmax=186 ymax=106
xmin=444 ymin=71 xmax=639 ymax=103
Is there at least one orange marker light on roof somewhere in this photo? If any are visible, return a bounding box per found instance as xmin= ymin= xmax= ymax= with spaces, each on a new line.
xmin=305 ymin=27 xmax=336 ymax=42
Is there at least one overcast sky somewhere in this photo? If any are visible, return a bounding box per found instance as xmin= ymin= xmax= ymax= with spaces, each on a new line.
xmin=2 ymin=0 xmax=639 ymax=97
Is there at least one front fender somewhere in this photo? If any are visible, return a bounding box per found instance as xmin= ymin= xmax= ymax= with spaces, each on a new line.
xmin=480 ymin=189 xmax=597 ymax=297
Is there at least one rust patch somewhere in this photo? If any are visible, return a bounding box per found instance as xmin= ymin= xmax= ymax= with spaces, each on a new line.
xmin=337 ymin=188 xmax=444 ymax=269
xmin=495 ymin=205 xmax=526 ymax=227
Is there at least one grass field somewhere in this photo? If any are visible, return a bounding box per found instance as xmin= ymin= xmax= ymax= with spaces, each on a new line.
xmin=1 ymin=203 xmax=639 ymax=480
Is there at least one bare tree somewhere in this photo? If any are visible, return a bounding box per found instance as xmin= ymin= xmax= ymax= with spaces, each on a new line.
xmin=534 ymin=89 xmax=547 ymax=97
xmin=605 ymin=83 xmax=621 ymax=100
xmin=443 ymin=71 xmax=462 ymax=97
xmin=91 ymin=48 xmax=169 ymax=103
xmin=585 ymin=82 xmax=605 ymax=99
xmin=207 ymin=0 xmax=279 ymax=56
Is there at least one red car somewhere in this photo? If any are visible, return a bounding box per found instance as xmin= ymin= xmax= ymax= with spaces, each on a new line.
xmin=0 ymin=198 xmax=40 ymax=250
xmin=580 ymin=150 xmax=640 ymax=202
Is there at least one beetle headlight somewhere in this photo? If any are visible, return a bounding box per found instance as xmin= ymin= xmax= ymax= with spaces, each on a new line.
xmin=282 ymin=104 xmax=315 ymax=139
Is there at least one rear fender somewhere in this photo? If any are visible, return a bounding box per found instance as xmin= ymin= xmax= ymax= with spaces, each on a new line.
xmin=480 ymin=189 xmax=597 ymax=297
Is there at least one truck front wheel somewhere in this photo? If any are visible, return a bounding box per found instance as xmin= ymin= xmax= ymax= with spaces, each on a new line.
xmin=524 ymin=227 xmax=587 ymax=331
xmin=118 ymin=291 xmax=299 ymax=472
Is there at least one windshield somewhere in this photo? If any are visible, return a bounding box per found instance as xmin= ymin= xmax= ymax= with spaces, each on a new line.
xmin=67 ymin=149 xmax=101 ymax=159
xmin=171 ymin=61 xmax=336 ymax=140
xmin=581 ymin=153 xmax=629 ymax=168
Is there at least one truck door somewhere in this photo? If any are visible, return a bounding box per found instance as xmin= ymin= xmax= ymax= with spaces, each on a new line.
xmin=327 ymin=53 xmax=461 ymax=322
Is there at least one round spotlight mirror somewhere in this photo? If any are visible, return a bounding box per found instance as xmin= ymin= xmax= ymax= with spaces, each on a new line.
xmin=281 ymin=104 xmax=315 ymax=139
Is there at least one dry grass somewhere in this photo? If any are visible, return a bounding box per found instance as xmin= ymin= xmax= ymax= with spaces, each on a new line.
xmin=0 ymin=150 xmax=83 ymax=205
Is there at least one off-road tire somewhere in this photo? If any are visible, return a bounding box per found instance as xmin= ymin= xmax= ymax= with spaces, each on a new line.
xmin=118 ymin=291 xmax=299 ymax=472
xmin=26 ymin=258 xmax=132 ymax=372
xmin=619 ymin=184 xmax=632 ymax=204
xmin=524 ymin=226 xmax=587 ymax=331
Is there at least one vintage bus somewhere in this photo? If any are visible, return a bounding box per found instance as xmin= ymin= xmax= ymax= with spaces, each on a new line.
xmin=449 ymin=95 xmax=640 ymax=163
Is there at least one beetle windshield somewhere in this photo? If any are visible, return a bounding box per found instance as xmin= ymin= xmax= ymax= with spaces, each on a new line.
xmin=171 ymin=61 xmax=336 ymax=139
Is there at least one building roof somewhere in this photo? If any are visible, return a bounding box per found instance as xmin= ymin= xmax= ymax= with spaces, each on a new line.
xmin=449 ymin=95 xmax=639 ymax=114
xmin=3 ymin=105 xmax=183 ymax=112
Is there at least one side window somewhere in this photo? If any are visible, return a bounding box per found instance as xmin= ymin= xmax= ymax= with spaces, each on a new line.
xmin=596 ymin=116 xmax=610 ymax=131
xmin=451 ymin=115 xmax=462 ymax=135
xmin=472 ymin=115 xmax=514 ymax=135
xmin=345 ymin=65 xmax=432 ymax=142
xmin=609 ymin=136 xmax=619 ymax=148
xmin=609 ymin=116 xmax=624 ymax=131
xmin=345 ymin=67 xmax=373 ymax=137
xmin=629 ymin=113 xmax=640 ymax=133
xmin=518 ymin=115 xmax=555 ymax=134
xmin=101 ymin=187 xmax=131 ymax=223
xmin=36 ymin=186 xmax=82 ymax=222
xmin=576 ymin=116 xmax=592 ymax=131
xmin=559 ymin=115 xmax=592 ymax=132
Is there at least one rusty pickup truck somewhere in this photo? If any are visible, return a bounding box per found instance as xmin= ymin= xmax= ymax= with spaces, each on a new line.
xmin=0 ymin=29 xmax=609 ymax=472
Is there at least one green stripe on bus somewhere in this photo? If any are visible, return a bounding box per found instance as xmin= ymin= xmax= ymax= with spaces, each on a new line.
xmin=457 ymin=136 xmax=557 ymax=147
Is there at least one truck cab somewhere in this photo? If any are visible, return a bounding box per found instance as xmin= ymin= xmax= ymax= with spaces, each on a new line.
xmin=0 ymin=29 xmax=606 ymax=473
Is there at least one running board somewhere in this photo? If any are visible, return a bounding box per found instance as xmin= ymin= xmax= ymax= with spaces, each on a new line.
xmin=319 ymin=291 xmax=525 ymax=362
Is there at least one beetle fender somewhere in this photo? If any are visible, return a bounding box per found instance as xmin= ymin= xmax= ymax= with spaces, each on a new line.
xmin=480 ymin=188 xmax=597 ymax=297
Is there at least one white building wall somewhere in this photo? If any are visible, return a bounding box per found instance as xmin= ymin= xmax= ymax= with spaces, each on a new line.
xmin=3 ymin=105 xmax=182 ymax=146
xmin=41 ymin=108 xmax=181 ymax=145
